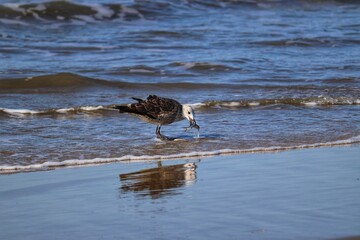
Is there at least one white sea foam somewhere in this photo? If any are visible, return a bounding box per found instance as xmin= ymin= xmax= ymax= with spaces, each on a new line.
xmin=189 ymin=102 xmax=205 ymax=109
xmin=221 ymin=102 xmax=241 ymax=107
xmin=248 ymin=102 xmax=260 ymax=106
xmin=0 ymin=18 xmax=29 ymax=26
xmin=30 ymin=11 xmax=46 ymax=21
xmin=1 ymin=135 xmax=359 ymax=174
xmin=31 ymin=4 xmax=46 ymax=12
xmin=0 ymin=108 xmax=41 ymax=115
xmin=90 ymin=4 xmax=114 ymax=19
xmin=74 ymin=15 xmax=98 ymax=23
xmin=3 ymin=3 xmax=47 ymax=22
xmin=56 ymin=108 xmax=75 ymax=113
xmin=304 ymin=101 xmax=317 ymax=106
xmin=80 ymin=106 xmax=104 ymax=111
xmin=3 ymin=3 xmax=24 ymax=13
xmin=0 ymin=106 xmax=104 ymax=116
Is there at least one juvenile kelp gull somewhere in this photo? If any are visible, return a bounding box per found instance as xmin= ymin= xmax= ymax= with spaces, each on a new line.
xmin=113 ymin=95 xmax=199 ymax=141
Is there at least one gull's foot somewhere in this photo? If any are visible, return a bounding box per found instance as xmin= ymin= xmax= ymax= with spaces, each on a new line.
xmin=156 ymin=133 xmax=174 ymax=141
xmin=156 ymin=125 xmax=174 ymax=141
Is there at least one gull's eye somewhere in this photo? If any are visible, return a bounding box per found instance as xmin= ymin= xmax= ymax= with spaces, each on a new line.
xmin=188 ymin=111 xmax=191 ymax=114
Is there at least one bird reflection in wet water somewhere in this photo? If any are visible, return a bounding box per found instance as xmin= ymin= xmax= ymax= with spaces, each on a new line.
xmin=119 ymin=162 xmax=197 ymax=199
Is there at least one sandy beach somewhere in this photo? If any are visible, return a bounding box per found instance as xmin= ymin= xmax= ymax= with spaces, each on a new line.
xmin=1 ymin=145 xmax=359 ymax=240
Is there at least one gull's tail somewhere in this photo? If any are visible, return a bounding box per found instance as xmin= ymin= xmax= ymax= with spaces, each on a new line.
xmin=112 ymin=96 xmax=157 ymax=120
xmin=112 ymin=104 xmax=145 ymax=116
xmin=113 ymin=97 xmax=146 ymax=114
xmin=112 ymin=105 xmax=132 ymax=113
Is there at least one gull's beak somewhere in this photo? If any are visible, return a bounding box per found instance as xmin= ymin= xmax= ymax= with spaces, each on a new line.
xmin=189 ymin=118 xmax=200 ymax=130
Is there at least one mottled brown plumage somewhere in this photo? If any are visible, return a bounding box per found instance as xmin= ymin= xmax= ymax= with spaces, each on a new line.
xmin=114 ymin=95 xmax=184 ymax=126
xmin=113 ymin=95 xmax=198 ymax=141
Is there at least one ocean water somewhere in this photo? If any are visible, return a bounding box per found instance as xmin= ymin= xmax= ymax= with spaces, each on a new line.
xmin=0 ymin=0 xmax=360 ymax=173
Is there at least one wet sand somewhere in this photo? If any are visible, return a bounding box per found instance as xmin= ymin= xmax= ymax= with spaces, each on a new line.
xmin=1 ymin=146 xmax=360 ymax=240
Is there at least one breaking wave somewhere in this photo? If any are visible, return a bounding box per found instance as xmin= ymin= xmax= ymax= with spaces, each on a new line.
xmin=1 ymin=72 xmax=359 ymax=91
xmin=0 ymin=73 xmax=109 ymax=89
xmin=200 ymin=96 xmax=360 ymax=109
xmin=0 ymin=1 xmax=143 ymax=24
xmin=1 ymin=135 xmax=359 ymax=174
xmin=1 ymin=95 xmax=359 ymax=117
xmin=0 ymin=72 xmax=224 ymax=90
xmin=0 ymin=106 xmax=107 ymax=116
xmin=0 ymin=0 xmax=357 ymax=26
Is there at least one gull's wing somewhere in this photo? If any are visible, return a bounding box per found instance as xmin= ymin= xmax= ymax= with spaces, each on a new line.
xmin=113 ymin=95 xmax=182 ymax=120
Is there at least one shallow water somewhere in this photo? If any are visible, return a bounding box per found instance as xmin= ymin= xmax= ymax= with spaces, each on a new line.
xmin=1 ymin=0 xmax=360 ymax=172
xmin=1 ymin=147 xmax=359 ymax=239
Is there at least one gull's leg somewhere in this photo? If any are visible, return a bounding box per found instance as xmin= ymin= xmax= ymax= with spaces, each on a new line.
xmin=156 ymin=125 xmax=161 ymax=137
xmin=156 ymin=125 xmax=172 ymax=141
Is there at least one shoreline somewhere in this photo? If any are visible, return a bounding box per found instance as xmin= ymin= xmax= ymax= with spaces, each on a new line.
xmin=1 ymin=145 xmax=360 ymax=240
xmin=1 ymin=136 xmax=360 ymax=174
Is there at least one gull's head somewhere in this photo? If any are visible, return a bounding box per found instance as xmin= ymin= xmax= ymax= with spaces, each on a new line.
xmin=182 ymin=104 xmax=199 ymax=130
